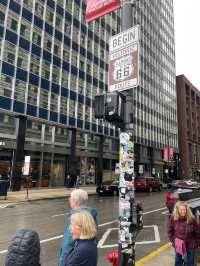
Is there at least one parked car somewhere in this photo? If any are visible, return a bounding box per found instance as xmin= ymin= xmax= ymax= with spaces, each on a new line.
xmin=166 ymin=185 xmax=200 ymax=214
xmin=96 ymin=180 xmax=119 ymax=196
xmin=168 ymin=179 xmax=200 ymax=189
xmin=134 ymin=176 xmax=162 ymax=192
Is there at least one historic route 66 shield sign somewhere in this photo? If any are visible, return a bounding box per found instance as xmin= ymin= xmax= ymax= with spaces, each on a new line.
xmin=113 ymin=55 xmax=134 ymax=81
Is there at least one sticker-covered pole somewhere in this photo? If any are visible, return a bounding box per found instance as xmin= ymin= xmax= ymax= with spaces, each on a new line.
xmin=118 ymin=1 xmax=142 ymax=266
xmin=119 ymin=132 xmax=136 ymax=266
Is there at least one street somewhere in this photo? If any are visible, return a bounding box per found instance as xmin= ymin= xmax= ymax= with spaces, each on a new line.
xmin=0 ymin=191 xmax=169 ymax=266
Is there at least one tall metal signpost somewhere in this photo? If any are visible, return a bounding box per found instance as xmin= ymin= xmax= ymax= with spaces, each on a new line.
xmin=86 ymin=1 xmax=143 ymax=265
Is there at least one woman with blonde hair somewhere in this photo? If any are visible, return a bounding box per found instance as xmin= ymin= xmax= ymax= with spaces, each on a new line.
xmin=168 ymin=201 xmax=200 ymax=266
xmin=59 ymin=189 xmax=97 ymax=266
xmin=63 ymin=210 xmax=97 ymax=266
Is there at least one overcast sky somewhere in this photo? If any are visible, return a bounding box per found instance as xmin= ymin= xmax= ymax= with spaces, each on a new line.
xmin=173 ymin=0 xmax=200 ymax=89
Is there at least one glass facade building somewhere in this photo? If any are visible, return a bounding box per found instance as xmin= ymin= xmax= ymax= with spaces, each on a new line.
xmin=0 ymin=0 xmax=178 ymax=187
xmin=0 ymin=0 xmax=120 ymax=187
xmin=131 ymin=0 xmax=178 ymax=178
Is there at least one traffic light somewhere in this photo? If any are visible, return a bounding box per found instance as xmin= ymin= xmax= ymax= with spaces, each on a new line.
xmin=94 ymin=92 xmax=125 ymax=123
xmin=105 ymin=92 xmax=124 ymax=122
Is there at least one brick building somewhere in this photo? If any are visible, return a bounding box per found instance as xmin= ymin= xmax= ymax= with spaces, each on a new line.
xmin=176 ymin=75 xmax=200 ymax=179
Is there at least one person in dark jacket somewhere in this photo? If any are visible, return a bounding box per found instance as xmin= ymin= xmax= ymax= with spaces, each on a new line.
xmin=5 ymin=229 xmax=41 ymax=266
xmin=63 ymin=210 xmax=97 ymax=266
xmin=168 ymin=201 xmax=200 ymax=266
xmin=59 ymin=189 xmax=97 ymax=266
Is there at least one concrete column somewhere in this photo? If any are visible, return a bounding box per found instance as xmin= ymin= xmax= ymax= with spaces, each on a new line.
xmin=10 ymin=116 xmax=27 ymax=191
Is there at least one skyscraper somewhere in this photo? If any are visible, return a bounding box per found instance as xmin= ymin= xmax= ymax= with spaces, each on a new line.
xmin=0 ymin=0 xmax=120 ymax=188
xmin=131 ymin=0 xmax=178 ymax=178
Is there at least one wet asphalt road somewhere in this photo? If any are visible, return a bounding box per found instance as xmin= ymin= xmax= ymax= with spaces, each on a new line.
xmin=0 ymin=191 xmax=169 ymax=266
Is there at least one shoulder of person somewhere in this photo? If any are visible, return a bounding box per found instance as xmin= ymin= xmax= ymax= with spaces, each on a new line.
xmin=86 ymin=207 xmax=98 ymax=217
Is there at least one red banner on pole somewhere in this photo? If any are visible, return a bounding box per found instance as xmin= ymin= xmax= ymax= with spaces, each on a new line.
xmin=164 ymin=148 xmax=174 ymax=161
xmin=86 ymin=0 xmax=121 ymax=22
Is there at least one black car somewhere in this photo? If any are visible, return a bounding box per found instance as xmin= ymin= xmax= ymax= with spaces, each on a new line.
xmin=96 ymin=180 xmax=119 ymax=196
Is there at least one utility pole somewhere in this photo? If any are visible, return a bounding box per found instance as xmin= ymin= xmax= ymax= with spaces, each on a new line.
xmin=118 ymin=1 xmax=142 ymax=266
xmin=90 ymin=1 xmax=143 ymax=265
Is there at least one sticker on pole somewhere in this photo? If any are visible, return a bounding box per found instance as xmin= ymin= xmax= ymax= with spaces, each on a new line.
xmin=109 ymin=26 xmax=140 ymax=92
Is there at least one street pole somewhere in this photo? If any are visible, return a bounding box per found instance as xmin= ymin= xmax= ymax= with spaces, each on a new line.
xmin=118 ymin=1 xmax=143 ymax=266
xmin=122 ymin=0 xmax=133 ymax=31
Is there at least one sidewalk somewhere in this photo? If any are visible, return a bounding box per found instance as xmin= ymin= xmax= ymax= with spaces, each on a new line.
xmin=136 ymin=243 xmax=200 ymax=266
xmin=0 ymin=186 xmax=97 ymax=205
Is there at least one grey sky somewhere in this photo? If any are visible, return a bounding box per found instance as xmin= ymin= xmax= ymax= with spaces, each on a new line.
xmin=174 ymin=0 xmax=200 ymax=89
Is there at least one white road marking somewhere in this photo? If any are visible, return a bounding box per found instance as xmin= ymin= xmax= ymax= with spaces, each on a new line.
xmin=52 ymin=213 xmax=67 ymax=218
xmin=98 ymin=225 xmax=161 ymax=248
xmin=161 ymin=210 xmax=169 ymax=215
xmin=40 ymin=235 xmax=63 ymax=243
xmin=98 ymin=220 xmax=118 ymax=227
xmin=143 ymin=207 xmax=166 ymax=215
xmin=0 ymin=235 xmax=64 ymax=255
xmin=0 ymin=204 xmax=12 ymax=209
xmin=0 ymin=250 xmax=7 ymax=254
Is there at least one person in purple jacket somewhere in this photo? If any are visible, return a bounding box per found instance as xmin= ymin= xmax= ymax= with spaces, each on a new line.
xmin=64 ymin=210 xmax=97 ymax=266
xmin=168 ymin=201 xmax=200 ymax=266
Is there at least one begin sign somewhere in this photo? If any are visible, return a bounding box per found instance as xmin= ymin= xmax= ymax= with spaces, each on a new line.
xmin=108 ymin=25 xmax=140 ymax=92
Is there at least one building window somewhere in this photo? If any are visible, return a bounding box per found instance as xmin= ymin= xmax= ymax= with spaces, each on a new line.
xmin=63 ymin=49 xmax=70 ymax=61
xmin=70 ymin=75 xmax=77 ymax=91
xmin=61 ymin=70 xmax=69 ymax=88
xmin=14 ymin=80 xmax=26 ymax=102
xmin=60 ymin=96 xmax=68 ymax=114
xmin=32 ymin=31 xmax=41 ymax=46
xmin=64 ymin=22 xmax=71 ymax=36
xmin=10 ymin=18 xmax=18 ymax=31
xmin=3 ymin=41 xmax=16 ymax=65
xmin=77 ymin=103 xmax=83 ymax=120
xmin=35 ymin=2 xmax=44 ymax=17
xmin=17 ymin=48 xmax=28 ymax=70
xmin=30 ymin=54 xmax=40 ymax=76
xmin=23 ymin=0 xmax=33 ymax=9
xmin=50 ymin=93 xmax=58 ymax=112
xmin=0 ymin=10 xmax=5 ymax=25
xmin=0 ymin=74 xmax=13 ymax=98
xmin=46 ymin=9 xmax=54 ymax=24
xmin=69 ymin=99 xmax=75 ymax=116
xmin=40 ymin=90 xmax=49 ymax=109
xmin=28 ymin=85 xmax=38 ymax=105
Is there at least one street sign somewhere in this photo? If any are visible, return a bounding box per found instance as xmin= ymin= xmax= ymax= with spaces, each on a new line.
xmin=23 ymin=156 xmax=31 ymax=176
xmin=86 ymin=0 xmax=121 ymax=22
xmin=109 ymin=25 xmax=140 ymax=92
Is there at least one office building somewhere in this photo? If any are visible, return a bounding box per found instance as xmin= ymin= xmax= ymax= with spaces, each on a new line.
xmin=131 ymin=0 xmax=178 ymax=178
xmin=0 ymin=0 xmax=120 ymax=188
xmin=176 ymin=75 xmax=200 ymax=179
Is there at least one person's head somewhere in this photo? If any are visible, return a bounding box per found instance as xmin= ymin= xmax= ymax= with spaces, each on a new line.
xmin=69 ymin=189 xmax=88 ymax=209
xmin=70 ymin=211 xmax=97 ymax=240
xmin=173 ymin=201 xmax=194 ymax=223
xmin=5 ymin=229 xmax=40 ymax=266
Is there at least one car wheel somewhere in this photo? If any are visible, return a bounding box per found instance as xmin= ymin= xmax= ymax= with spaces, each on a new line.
xmin=158 ymin=185 xmax=162 ymax=191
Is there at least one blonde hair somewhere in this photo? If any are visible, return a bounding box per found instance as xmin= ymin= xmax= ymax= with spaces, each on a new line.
xmin=71 ymin=211 xmax=97 ymax=240
xmin=173 ymin=201 xmax=194 ymax=223
xmin=70 ymin=189 xmax=88 ymax=206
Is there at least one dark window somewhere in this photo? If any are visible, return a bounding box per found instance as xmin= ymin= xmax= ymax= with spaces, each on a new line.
xmin=0 ymin=11 xmax=5 ymax=24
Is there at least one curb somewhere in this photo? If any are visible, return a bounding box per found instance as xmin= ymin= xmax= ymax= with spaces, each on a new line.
xmin=135 ymin=242 xmax=172 ymax=266
xmin=0 ymin=190 xmax=97 ymax=206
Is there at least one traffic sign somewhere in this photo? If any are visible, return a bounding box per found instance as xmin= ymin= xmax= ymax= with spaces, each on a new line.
xmin=108 ymin=26 xmax=140 ymax=92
